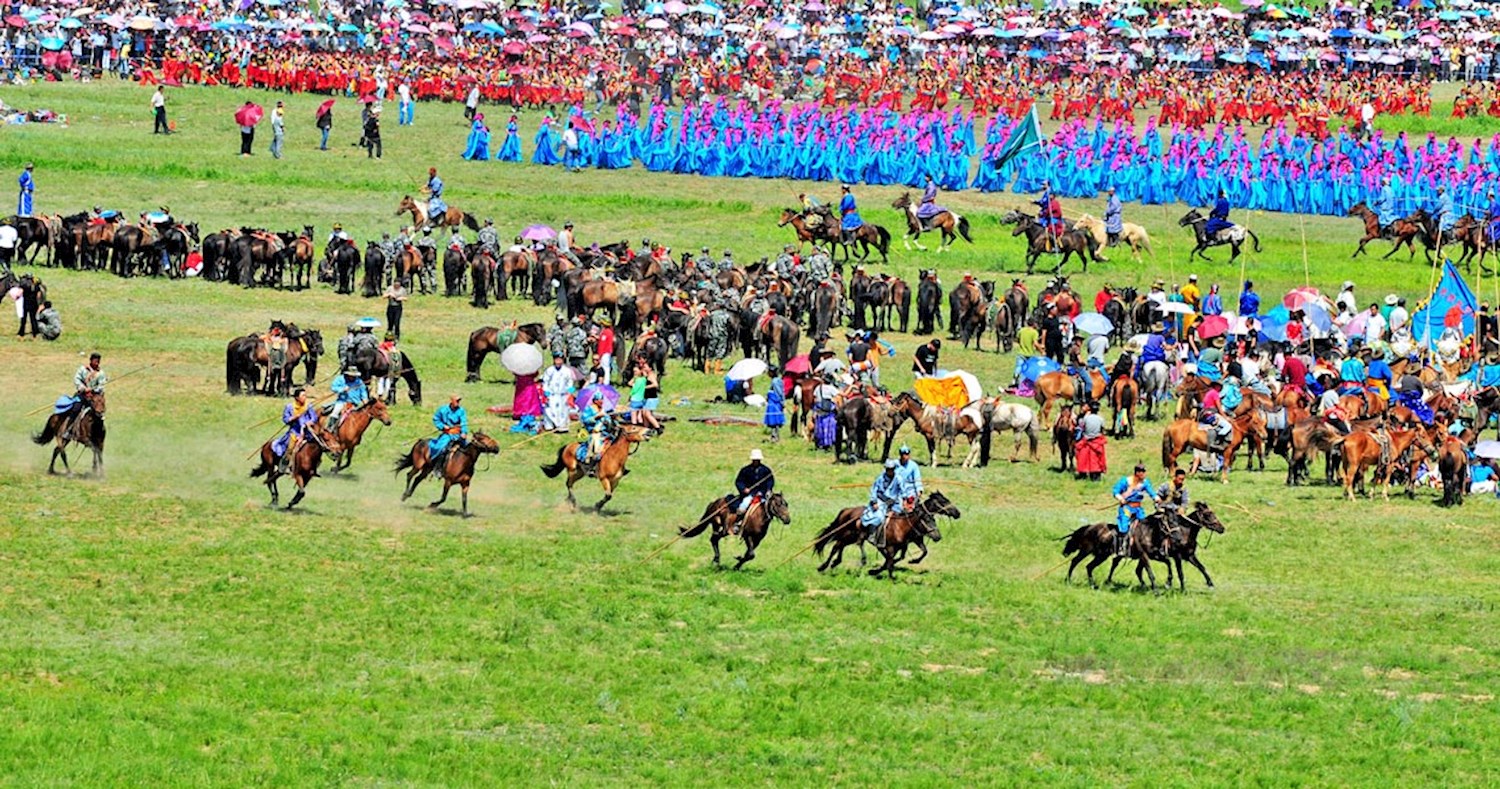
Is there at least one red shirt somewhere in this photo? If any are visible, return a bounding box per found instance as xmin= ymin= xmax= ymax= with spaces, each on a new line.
xmin=597 ymin=328 xmax=615 ymax=357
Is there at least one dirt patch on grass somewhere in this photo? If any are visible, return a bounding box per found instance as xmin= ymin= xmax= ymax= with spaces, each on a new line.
xmin=921 ymin=663 xmax=985 ymax=676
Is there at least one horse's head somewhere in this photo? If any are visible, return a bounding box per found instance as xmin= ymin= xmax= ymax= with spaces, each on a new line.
xmin=1347 ymin=202 xmax=1367 ymax=217
xmin=923 ymin=489 xmax=961 ymax=520
xmin=892 ymin=192 xmax=911 ymax=209
xmin=777 ymin=208 xmax=797 ymax=226
xmin=366 ymin=398 xmax=392 ymax=426
xmin=1179 ymin=210 xmax=1203 ymax=227
xmin=186 ymin=222 xmax=200 ymax=244
xmin=83 ymin=390 xmax=106 ymax=417
xmin=1185 ymin=501 xmax=1225 ymax=534
xmin=471 ymin=432 xmax=501 ymax=454
xmin=619 ymin=424 xmax=653 ymax=444
xmin=304 ymin=329 xmax=325 ymax=356
xmin=767 ymin=491 xmax=792 ymax=525
xmin=313 ymin=421 xmax=344 ymax=455
xmin=998 ymin=210 xmax=1021 ymax=226
xmin=979 ymin=280 xmax=996 ymax=300
xmin=396 ymin=196 xmax=414 ymax=215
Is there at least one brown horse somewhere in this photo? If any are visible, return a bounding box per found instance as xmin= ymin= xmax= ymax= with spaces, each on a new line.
xmin=497 ymin=249 xmax=531 ymax=300
xmin=250 ymin=420 xmax=343 ymax=510
xmin=1033 ymin=370 xmax=1106 ymax=427
xmin=947 ymin=278 xmax=987 ymax=347
xmin=1109 ymin=376 xmax=1139 ymax=437
xmin=1381 ymin=209 xmax=1436 ymax=262
xmin=32 ymin=392 xmax=107 ymax=476
xmin=465 ymin=323 xmax=545 ymax=382
xmin=1346 ymin=202 xmax=1390 ymax=258
xmin=1006 ymin=211 xmax=1101 ymax=275
xmin=393 ymin=432 xmax=501 ymax=516
xmin=1450 ymin=215 xmax=1491 ymax=274
xmin=1437 ymin=429 xmax=1474 ymax=507
xmin=330 ymin=398 xmax=392 ymax=473
xmin=777 ymin=208 xmax=890 ymax=263
xmin=680 ymin=491 xmax=792 ymax=569
xmin=1341 ymin=426 xmax=1435 ymax=500
xmin=811 ymin=491 xmax=960 ymax=578
xmin=892 ymin=191 xmax=972 ymax=252
xmin=538 ymin=424 xmax=654 ymax=511
xmin=396 ymin=195 xmax=480 ymax=233
xmin=753 ymin=314 xmax=801 ymax=372
xmin=1052 ymin=403 xmax=1076 ymax=472
xmin=1160 ymin=412 xmax=1264 ymax=482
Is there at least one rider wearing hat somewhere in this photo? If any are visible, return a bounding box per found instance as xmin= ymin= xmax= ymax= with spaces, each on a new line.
xmin=328 ymin=366 xmax=369 ymax=427
xmin=1112 ymin=463 xmax=1158 ymax=557
xmin=862 ymin=458 xmax=906 ymax=546
xmin=894 ymin=445 xmax=923 ymax=503
xmin=578 ymin=390 xmax=614 ymax=476
xmin=429 ymin=392 xmax=469 ymax=466
xmin=724 ymin=449 xmax=776 ymax=535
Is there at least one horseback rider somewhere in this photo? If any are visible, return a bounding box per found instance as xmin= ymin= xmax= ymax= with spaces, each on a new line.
xmin=838 ymin=184 xmax=864 ymax=245
xmin=423 ymin=167 xmax=446 ymax=223
xmin=917 ymin=174 xmax=946 ymax=229
xmin=1339 ymin=342 xmax=1372 ymax=413
xmin=327 ymin=223 xmax=351 ymax=253
xmin=1199 ymin=395 xmax=1234 ymax=455
xmin=1066 ymin=334 xmax=1091 ymax=406
xmin=62 ymin=352 xmax=107 ymax=439
xmin=862 ymin=459 xmax=906 ymax=547
xmin=328 ymin=366 xmax=369 ymax=427
xmin=1375 ymin=176 xmax=1398 ymax=234
xmin=1112 ymin=463 xmax=1158 ymax=557
xmin=558 ymin=221 xmax=582 ymax=266
xmin=717 ymin=248 xmax=735 ymax=273
xmin=798 ymin=192 xmax=829 ymax=229
xmin=1035 ymin=180 xmax=1064 ymax=247
xmin=429 ymin=393 xmax=469 ymax=468
xmin=692 ymin=245 xmax=713 ymax=274
xmin=273 ymin=387 xmax=318 ymax=474
xmin=477 ymin=219 xmax=499 ymax=257
xmin=806 ymin=247 xmax=833 ymax=284
xmin=1104 ymin=186 xmax=1123 ymax=246
xmin=1434 ymin=184 xmax=1456 ymax=235
xmin=724 ymin=449 xmax=775 ymax=535
xmin=375 ymin=332 xmax=401 ymax=400
xmin=894 ymin=445 xmax=923 ymax=501
xmin=773 ymin=244 xmax=798 ymax=279
xmin=579 ymin=390 xmax=614 ymax=476
xmin=1204 ymin=188 xmax=1234 ymax=237
xmin=1157 ymin=467 xmax=1190 ymax=516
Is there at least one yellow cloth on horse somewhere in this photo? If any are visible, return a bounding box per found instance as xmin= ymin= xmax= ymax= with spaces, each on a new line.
xmin=914 ymin=376 xmax=971 ymax=410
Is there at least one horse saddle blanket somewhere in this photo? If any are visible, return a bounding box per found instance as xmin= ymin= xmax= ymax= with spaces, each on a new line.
xmin=756 ymin=314 xmax=774 ymax=334
xmin=616 ymin=280 xmax=637 ymax=299
xmin=959 ymin=405 xmax=983 ymax=430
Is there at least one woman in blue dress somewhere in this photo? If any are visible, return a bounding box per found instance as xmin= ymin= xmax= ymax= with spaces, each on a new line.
xmin=532 ymin=114 xmax=561 ymax=165
xmin=462 ymin=114 xmax=491 ymax=161
xmin=495 ymin=115 xmax=522 ymax=162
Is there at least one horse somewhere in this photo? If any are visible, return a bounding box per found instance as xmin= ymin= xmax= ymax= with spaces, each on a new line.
xmin=229 ymin=230 xmax=291 ymax=288
xmin=361 ymin=243 xmax=387 ymax=297
xmin=1052 ymin=403 xmax=1076 ymax=472
xmin=1008 ymin=211 xmax=1101 ymax=275
xmin=32 ymin=392 xmax=107 ymax=476
xmin=1132 ymin=502 xmax=1228 ymax=591
xmin=680 ymin=491 xmax=792 ymax=569
xmin=1286 ymin=418 xmax=1345 ymax=486
xmin=1074 ymin=213 xmax=1153 ymax=262
xmin=353 ymin=344 xmax=423 ymax=405
xmin=1059 ymin=513 xmax=1172 ymax=590
xmin=1346 ymin=202 xmax=1392 ymax=258
xmin=397 ymin=195 xmax=480 ymax=233
xmin=1450 ymin=215 xmax=1491 ymax=274
xmin=7 ymin=215 xmax=54 ymax=264
xmin=326 ymin=238 xmax=360 ymax=294
xmin=225 ymin=327 xmax=323 ymax=396
xmin=808 ymin=281 xmax=842 ymax=339
xmin=1385 ymin=208 xmax=1439 ymax=263
xmin=470 ymin=248 xmax=494 ymax=308
xmin=393 ymin=432 xmax=501 ymax=516
xmin=892 ymin=191 xmax=973 ymax=252
xmin=1108 ymin=376 xmax=1139 ymax=438
xmin=249 ymin=420 xmax=342 ymax=510
xmin=155 ymin=221 xmax=201 ymax=278
xmin=329 ymin=398 xmax=392 ymax=473
xmin=1136 ymin=356 xmax=1172 ymax=421
xmin=1160 ymin=412 xmax=1265 ymax=482
xmin=834 ymin=395 xmax=875 ymax=464
xmin=539 ymin=424 xmax=654 ymax=511
xmin=1437 ymin=430 xmax=1472 ymax=507
xmin=975 ymin=399 xmax=1041 ymax=466
xmin=442 ymin=243 xmax=468 ymax=297
xmin=812 ymin=491 xmax=960 ymax=577
xmin=778 ymin=208 xmax=890 ymax=263
xmin=915 ymin=272 xmax=943 ymax=335
xmin=497 ymin=249 xmax=532 ymax=300
xmin=778 ymin=208 xmax=840 ymax=253
xmin=753 ymin=314 xmax=801 ymax=372
xmin=1178 ymin=209 xmax=1262 ymax=263
xmin=947 ymin=278 xmax=987 ymax=348
xmin=1033 ymin=370 xmax=1106 ymax=427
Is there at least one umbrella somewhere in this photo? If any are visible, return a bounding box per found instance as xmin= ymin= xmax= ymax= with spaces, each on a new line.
xmin=38 ymin=35 xmax=66 ymax=50
xmin=784 ymin=354 xmax=812 ymax=375
xmin=1344 ymin=312 xmax=1369 ymax=337
xmin=503 ymin=40 xmax=526 ymax=53
xmin=338 ymin=22 xmax=360 ymax=32
xmin=1159 ymin=301 xmax=1195 ymax=315
xmin=1475 ymin=440 xmax=1500 ymax=460
xmin=128 ymin=15 xmax=155 ymax=30
xmin=577 ymin=384 xmax=621 ymax=412
xmin=406 ymin=22 xmax=430 ymax=32
xmin=664 ymin=0 xmax=689 ymax=12
xmin=1073 ymin=312 xmax=1114 ymax=335
xmin=520 ymin=224 xmax=555 ymax=241
xmin=316 ymin=99 xmax=336 ymax=118
xmin=1303 ymin=302 xmax=1333 ymax=332
xmin=4 ymin=14 xmax=25 ymax=26
xmin=431 ymin=21 xmax=456 ymax=32
xmin=727 ymin=358 xmax=769 ymax=382
xmin=500 ymin=342 xmax=544 ymax=375
xmin=1197 ymin=315 xmax=1230 ymax=339
xmin=355 ymin=317 xmax=382 ymax=330
xmin=1018 ymin=356 xmax=1060 ymax=384
xmin=1282 ymin=288 xmax=1322 ymax=310
xmin=234 ymin=103 xmax=264 ymax=127
xmin=359 ymin=94 xmax=378 ymax=104
xmin=59 ymin=17 xmax=82 ymax=28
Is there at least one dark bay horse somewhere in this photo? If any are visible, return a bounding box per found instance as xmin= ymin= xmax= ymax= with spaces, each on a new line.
xmin=465 ymin=323 xmax=545 ymax=382
xmin=33 ymin=392 xmax=106 ymax=476
xmin=354 ymin=345 xmax=423 ymax=405
xmin=778 ymin=208 xmax=890 ymax=263
xmin=394 ymin=432 xmax=500 ymax=516
xmin=681 ymin=492 xmax=792 ymax=569
xmin=811 ymin=491 xmax=960 ymax=578
xmin=250 ymin=420 xmax=342 ymax=510
xmin=1007 ymin=211 xmax=1101 ymax=275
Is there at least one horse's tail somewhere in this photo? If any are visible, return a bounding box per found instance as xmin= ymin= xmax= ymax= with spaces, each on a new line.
xmin=1249 ymin=229 xmax=1262 ymax=252
xmin=539 ymin=446 xmax=568 ymax=478
xmin=813 ymin=517 xmax=848 ymax=558
xmin=1027 ymin=411 xmax=1041 ymax=457
xmin=1161 ymin=427 xmax=1174 ymax=469
xmin=31 ymin=415 xmax=57 ymax=445
xmin=1058 ymin=524 xmax=1091 ymax=557
xmin=225 ymin=342 xmax=239 ymax=394
xmin=957 ymin=215 xmax=973 ymax=243
xmin=977 ymin=406 xmax=993 ymax=467
xmin=680 ymin=500 xmax=720 ymax=539
xmin=876 ymin=224 xmax=891 ymax=253
xmin=463 ymin=212 xmax=481 ymax=232
xmin=249 ymin=444 xmax=270 ymax=477
xmin=393 ymin=448 xmax=415 ymax=474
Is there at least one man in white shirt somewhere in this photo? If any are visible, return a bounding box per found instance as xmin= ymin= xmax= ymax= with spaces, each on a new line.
xmin=1388 ymin=297 xmax=1409 ymax=336
xmin=152 ymin=86 xmax=169 ymax=134
xmin=1364 ymin=303 xmax=1387 ymax=344
xmin=0 ymin=222 xmax=17 ymax=272
xmin=1336 ymin=281 xmax=1357 ymax=315
xmin=464 ymin=85 xmax=480 ymax=121
xmin=397 ymin=82 xmax=413 ymax=125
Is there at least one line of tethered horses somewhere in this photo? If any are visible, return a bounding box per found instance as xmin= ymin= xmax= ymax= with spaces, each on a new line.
xmin=14 ymin=201 xmax=1491 ymax=588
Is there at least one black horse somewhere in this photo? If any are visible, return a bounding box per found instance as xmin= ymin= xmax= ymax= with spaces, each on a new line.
xmin=354 ymin=344 xmax=423 ymax=405
xmin=1004 ymin=210 xmax=1101 ymax=275
xmin=1179 ymin=209 xmax=1262 ymax=263
xmin=361 ymin=243 xmax=386 ymax=297
xmin=915 ymin=270 xmax=942 ymax=335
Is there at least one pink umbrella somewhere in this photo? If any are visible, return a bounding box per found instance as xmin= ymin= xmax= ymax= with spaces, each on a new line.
xmin=664 ymin=0 xmax=689 ymax=13
xmin=502 ymin=40 xmax=526 ymax=53
xmin=1419 ymin=34 xmax=1442 ymax=46
xmin=1282 ymin=288 xmax=1322 ymax=310
xmin=526 ymin=32 xmax=549 ymax=42
xmin=1197 ymin=315 xmax=1230 ymax=340
xmin=644 ymin=17 xmax=669 ymax=29
xmin=431 ymin=21 xmax=455 ymax=32
xmin=1344 ymin=312 xmax=1369 ymax=337
xmin=4 ymin=15 xmax=25 ymax=27
xmin=234 ymin=103 xmax=264 ymax=127
xmin=407 ymin=22 xmax=430 ymax=33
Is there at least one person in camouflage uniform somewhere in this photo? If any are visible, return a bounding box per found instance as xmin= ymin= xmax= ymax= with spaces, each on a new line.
xmin=414 ymin=228 xmax=438 ymax=293
xmin=693 ymin=245 xmax=713 ymax=273
xmin=563 ymin=316 xmax=590 ymax=370
xmin=477 ymin=219 xmax=500 ymax=256
xmin=706 ymin=307 xmax=734 ymax=374
xmin=746 ymin=286 xmax=769 ymax=317
xmin=806 ymin=248 xmax=833 ymax=282
xmin=547 ymin=314 xmax=568 ymax=360
xmin=336 ymin=322 xmax=358 ymax=370
xmin=718 ymin=249 xmax=735 ymax=272
xmin=773 ymin=244 xmax=797 ymax=279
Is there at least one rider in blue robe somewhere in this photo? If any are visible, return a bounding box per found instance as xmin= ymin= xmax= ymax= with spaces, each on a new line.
xmin=1375 ymin=177 xmax=1398 ymax=229
xmin=425 ymin=170 xmax=447 ymax=220
xmin=429 ymin=395 xmax=469 ymax=459
xmin=1204 ymin=189 xmax=1234 ymax=236
xmin=839 ymin=184 xmax=863 ymax=243
xmin=461 ymin=116 xmax=491 ymax=161
xmin=916 ymin=175 xmax=947 ymax=223
xmin=16 ymin=164 xmax=33 ymax=217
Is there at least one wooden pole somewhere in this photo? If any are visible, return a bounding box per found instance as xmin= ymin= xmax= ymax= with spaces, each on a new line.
xmin=24 ymin=363 xmax=157 ymax=417
xmin=1029 ymin=555 xmax=1073 ymax=581
xmin=1299 ymin=213 xmax=1311 ymax=289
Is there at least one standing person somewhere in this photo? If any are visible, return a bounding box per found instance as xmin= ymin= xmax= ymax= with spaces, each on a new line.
xmin=316 ymin=102 xmax=333 ymax=150
xmin=0 ymin=221 xmax=16 ymax=272
xmin=237 ymin=103 xmax=256 ymax=157
xmin=364 ymin=107 xmax=382 ymax=159
xmin=541 ymin=353 xmax=575 ymax=433
xmin=1103 ymin=186 xmax=1123 ymax=246
xmin=913 ymin=338 xmax=941 ymax=377
xmin=563 ymin=316 xmax=589 ymax=371
xmin=16 ymin=274 xmax=40 ymax=338
xmin=595 ymin=318 xmax=615 ymax=384
xmin=764 ymin=369 xmax=786 ymax=442
xmin=1075 ymin=401 xmax=1108 ymax=481
xmin=1111 ymin=463 xmax=1157 ymax=557
xmin=378 ymin=277 xmax=407 ymax=338
xmin=269 ymin=101 xmax=286 ymax=159
xmin=510 ymin=370 xmax=542 ymax=434
xmin=16 ymin=162 xmax=34 ymax=217
xmin=397 ymin=81 xmax=414 ymax=126
xmin=561 ymin=122 xmax=581 ymax=173
xmin=151 ymin=85 xmax=169 ymax=134
xmin=464 ymin=84 xmax=481 ymax=122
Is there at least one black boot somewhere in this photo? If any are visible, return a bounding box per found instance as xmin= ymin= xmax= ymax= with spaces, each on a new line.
xmin=1116 ymin=530 xmax=1130 ymax=557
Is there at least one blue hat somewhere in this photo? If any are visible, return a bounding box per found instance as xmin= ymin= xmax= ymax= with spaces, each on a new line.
xmin=899 ymin=444 xmax=911 ymax=454
xmin=884 ymin=459 xmax=897 ymax=469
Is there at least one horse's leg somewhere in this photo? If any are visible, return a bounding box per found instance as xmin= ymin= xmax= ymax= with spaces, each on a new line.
xmin=710 ymin=529 xmax=723 ymax=566
xmin=1105 ymin=555 xmax=1123 ymax=585
xmin=286 ymin=482 xmax=307 ymax=510
xmin=461 ymin=483 xmax=471 ymax=517
xmin=429 ymin=478 xmax=452 ymax=509
xmin=565 ymin=471 xmax=579 ymax=509
xmin=733 ymin=532 xmax=759 ymax=570
xmin=908 ymin=540 xmax=928 ymax=564
xmin=1084 ymin=553 xmax=1107 ymax=588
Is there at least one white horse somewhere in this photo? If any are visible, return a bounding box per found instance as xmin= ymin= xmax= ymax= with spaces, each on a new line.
xmin=969 ymin=400 xmax=1040 ymax=467
xmin=1075 ymin=213 xmax=1154 ymax=263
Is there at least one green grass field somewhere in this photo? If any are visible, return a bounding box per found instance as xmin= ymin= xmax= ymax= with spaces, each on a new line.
xmin=1 ymin=80 xmax=1498 ymax=785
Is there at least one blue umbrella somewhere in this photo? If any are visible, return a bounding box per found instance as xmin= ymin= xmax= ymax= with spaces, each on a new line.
xmin=337 ymin=22 xmax=359 ymax=32
xmin=1259 ymin=314 xmax=1289 ymax=342
xmin=59 ymin=18 xmax=82 ymax=29
xmin=1122 ymin=6 xmax=1147 ymax=16
xmin=1018 ymin=356 xmax=1061 ymax=383
xmin=848 ymin=46 xmax=870 ymax=59
xmin=39 ymin=36 xmax=66 ymax=51
xmin=1330 ymin=27 xmax=1355 ymax=37
xmin=1303 ymin=302 xmax=1333 ymax=332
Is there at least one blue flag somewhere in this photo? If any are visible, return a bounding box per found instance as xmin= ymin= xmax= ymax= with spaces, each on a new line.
xmin=990 ymin=106 xmax=1043 ymax=171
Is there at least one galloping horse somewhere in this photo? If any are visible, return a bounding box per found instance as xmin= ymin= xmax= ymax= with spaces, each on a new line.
xmin=1005 ymin=211 xmax=1101 ymax=275
xmin=539 ymin=424 xmax=655 ymax=511
xmin=33 ymin=392 xmax=107 ymax=476
xmin=892 ymin=191 xmax=973 ymax=252
xmin=1346 ymin=202 xmax=1394 ymax=258
xmin=396 ymin=195 xmax=480 ymax=233
xmin=330 ymin=398 xmax=392 ymax=473
xmin=680 ymin=491 xmax=792 ymax=569
xmin=1074 ymin=213 xmax=1153 ymax=262
xmin=777 ymin=208 xmax=890 ymax=263
xmin=394 ymin=432 xmax=501 ymax=516
xmin=250 ymin=419 xmax=342 ymax=510
xmin=811 ymin=491 xmax=961 ymax=578
xmin=1179 ymin=209 xmax=1262 ymax=263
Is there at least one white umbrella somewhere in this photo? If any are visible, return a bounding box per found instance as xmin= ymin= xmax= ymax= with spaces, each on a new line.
xmin=1159 ymin=301 xmax=1195 ymax=315
xmin=1073 ymin=312 xmax=1114 ymax=335
xmin=1475 ymin=440 xmax=1500 ymax=460
xmin=727 ymin=357 xmax=769 ymax=381
xmin=500 ymin=342 xmax=544 ymax=375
